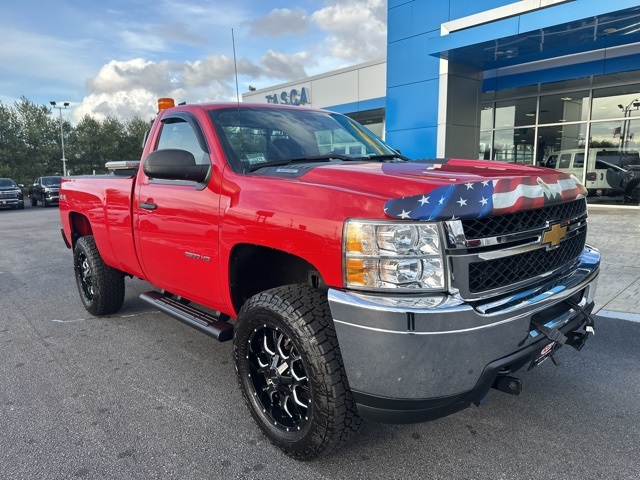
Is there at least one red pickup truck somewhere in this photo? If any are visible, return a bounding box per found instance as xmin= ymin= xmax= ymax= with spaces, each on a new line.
xmin=60 ymin=99 xmax=599 ymax=459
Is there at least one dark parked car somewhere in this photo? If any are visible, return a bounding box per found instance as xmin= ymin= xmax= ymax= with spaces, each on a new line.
xmin=0 ymin=178 xmax=24 ymax=210
xmin=29 ymin=176 xmax=62 ymax=207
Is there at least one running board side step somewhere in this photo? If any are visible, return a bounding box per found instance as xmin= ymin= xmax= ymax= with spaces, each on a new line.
xmin=140 ymin=291 xmax=234 ymax=342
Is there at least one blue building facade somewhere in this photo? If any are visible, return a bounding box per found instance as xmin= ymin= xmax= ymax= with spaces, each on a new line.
xmin=386 ymin=0 xmax=640 ymax=170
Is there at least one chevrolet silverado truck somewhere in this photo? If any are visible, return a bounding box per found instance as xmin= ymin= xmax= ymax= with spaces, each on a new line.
xmin=29 ymin=175 xmax=62 ymax=207
xmin=0 ymin=178 xmax=25 ymax=210
xmin=59 ymin=99 xmax=600 ymax=460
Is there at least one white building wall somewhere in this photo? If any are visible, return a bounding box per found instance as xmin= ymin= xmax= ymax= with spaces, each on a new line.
xmin=242 ymin=58 xmax=386 ymax=109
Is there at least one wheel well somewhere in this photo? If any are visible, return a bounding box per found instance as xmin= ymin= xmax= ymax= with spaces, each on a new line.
xmin=69 ymin=212 xmax=93 ymax=248
xmin=229 ymin=244 xmax=326 ymax=313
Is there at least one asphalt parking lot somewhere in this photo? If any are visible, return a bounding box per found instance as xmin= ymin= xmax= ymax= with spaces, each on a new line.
xmin=1 ymin=204 xmax=639 ymax=480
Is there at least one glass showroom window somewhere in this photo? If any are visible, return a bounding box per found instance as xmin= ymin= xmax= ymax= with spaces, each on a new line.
xmin=592 ymin=85 xmax=640 ymax=121
xmin=479 ymin=104 xmax=493 ymax=159
xmin=479 ymin=131 xmax=492 ymax=160
xmin=494 ymin=97 xmax=537 ymax=129
xmin=539 ymin=91 xmax=589 ymax=124
xmin=588 ymin=120 xmax=640 ymax=166
xmin=537 ymin=124 xmax=588 ymax=168
xmin=493 ymin=128 xmax=535 ymax=164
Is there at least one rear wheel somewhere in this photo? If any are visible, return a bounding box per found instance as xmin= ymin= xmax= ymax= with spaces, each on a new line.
xmin=73 ymin=236 xmax=125 ymax=315
xmin=233 ymin=284 xmax=361 ymax=460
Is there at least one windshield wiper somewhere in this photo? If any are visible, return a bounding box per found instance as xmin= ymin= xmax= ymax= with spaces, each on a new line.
xmin=248 ymin=153 xmax=407 ymax=172
xmin=248 ymin=156 xmax=337 ymax=172
xmin=364 ymin=153 xmax=410 ymax=162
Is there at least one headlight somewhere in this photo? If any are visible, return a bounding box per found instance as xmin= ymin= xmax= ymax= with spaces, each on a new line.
xmin=344 ymin=220 xmax=446 ymax=291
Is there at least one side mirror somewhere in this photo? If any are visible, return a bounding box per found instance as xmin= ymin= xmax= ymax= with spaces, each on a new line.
xmin=143 ymin=149 xmax=210 ymax=182
xmin=18 ymin=184 xmax=24 ymax=189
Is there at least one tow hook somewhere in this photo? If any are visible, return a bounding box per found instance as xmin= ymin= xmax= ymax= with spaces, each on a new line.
xmin=564 ymin=299 xmax=596 ymax=351
xmin=492 ymin=375 xmax=522 ymax=396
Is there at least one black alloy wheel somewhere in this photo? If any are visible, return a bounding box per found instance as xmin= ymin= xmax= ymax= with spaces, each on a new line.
xmin=234 ymin=284 xmax=361 ymax=460
xmin=73 ymin=235 xmax=125 ymax=316
xmin=246 ymin=323 xmax=310 ymax=432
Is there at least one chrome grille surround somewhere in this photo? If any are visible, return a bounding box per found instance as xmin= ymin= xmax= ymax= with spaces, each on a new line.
xmin=444 ymin=198 xmax=588 ymax=301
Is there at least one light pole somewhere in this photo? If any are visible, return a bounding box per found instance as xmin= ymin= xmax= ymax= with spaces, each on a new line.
xmin=617 ymin=99 xmax=640 ymax=150
xmin=50 ymin=101 xmax=70 ymax=176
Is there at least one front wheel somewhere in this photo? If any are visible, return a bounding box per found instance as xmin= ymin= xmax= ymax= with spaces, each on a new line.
xmin=73 ymin=235 xmax=125 ymax=316
xmin=233 ymin=284 xmax=361 ymax=460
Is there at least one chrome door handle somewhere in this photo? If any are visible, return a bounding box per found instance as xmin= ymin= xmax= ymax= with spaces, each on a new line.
xmin=140 ymin=202 xmax=157 ymax=211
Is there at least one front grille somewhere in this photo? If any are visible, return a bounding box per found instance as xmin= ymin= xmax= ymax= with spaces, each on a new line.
xmin=468 ymin=229 xmax=587 ymax=293
xmin=462 ymin=199 xmax=587 ymax=240
xmin=0 ymin=191 xmax=15 ymax=198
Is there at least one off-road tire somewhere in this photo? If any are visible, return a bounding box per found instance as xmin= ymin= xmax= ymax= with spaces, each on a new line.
xmin=233 ymin=284 xmax=361 ymax=460
xmin=73 ymin=235 xmax=125 ymax=316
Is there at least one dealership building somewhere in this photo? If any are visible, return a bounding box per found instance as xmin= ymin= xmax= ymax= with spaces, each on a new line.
xmin=244 ymin=0 xmax=640 ymax=206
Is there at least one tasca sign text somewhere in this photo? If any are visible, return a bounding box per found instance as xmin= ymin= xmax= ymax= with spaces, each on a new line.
xmin=265 ymin=87 xmax=310 ymax=106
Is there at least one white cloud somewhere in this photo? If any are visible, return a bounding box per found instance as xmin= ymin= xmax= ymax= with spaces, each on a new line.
xmin=250 ymin=8 xmax=310 ymax=37
xmin=75 ymin=51 xmax=311 ymax=121
xmin=120 ymin=31 xmax=169 ymax=53
xmin=86 ymin=59 xmax=181 ymax=95
xmin=183 ymin=56 xmax=236 ymax=88
xmin=311 ymin=0 xmax=387 ymax=62
xmin=257 ymin=50 xmax=310 ymax=80
xmin=74 ymin=89 xmax=159 ymax=123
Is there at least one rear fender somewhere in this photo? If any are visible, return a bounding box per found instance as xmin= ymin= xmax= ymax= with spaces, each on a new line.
xmin=69 ymin=212 xmax=93 ymax=248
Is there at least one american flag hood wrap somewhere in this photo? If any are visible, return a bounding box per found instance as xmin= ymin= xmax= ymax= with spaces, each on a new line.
xmin=383 ymin=162 xmax=587 ymax=221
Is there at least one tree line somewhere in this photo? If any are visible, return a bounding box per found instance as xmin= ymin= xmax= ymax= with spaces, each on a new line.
xmin=0 ymin=97 xmax=151 ymax=186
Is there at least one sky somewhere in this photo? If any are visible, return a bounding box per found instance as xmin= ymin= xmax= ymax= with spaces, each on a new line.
xmin=0 ymin=0 xmax=387 ymax=123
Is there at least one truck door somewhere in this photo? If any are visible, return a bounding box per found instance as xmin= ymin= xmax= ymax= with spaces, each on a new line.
xmin=134 ymin=113 xmax=223 ymax=309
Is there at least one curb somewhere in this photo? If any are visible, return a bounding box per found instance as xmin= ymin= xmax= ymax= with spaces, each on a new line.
xmin=595 ymin=310 xmax=640 ymax=324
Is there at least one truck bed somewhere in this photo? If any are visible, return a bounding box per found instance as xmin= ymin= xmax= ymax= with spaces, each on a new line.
xmin=60 ymin=174 xmax=144 ymax=279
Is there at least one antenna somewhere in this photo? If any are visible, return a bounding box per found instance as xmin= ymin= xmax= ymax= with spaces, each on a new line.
xmin=232 ymin=28 xmax=241 ymax=105
xmin=231 ymin=28 xmax=247 ymax=174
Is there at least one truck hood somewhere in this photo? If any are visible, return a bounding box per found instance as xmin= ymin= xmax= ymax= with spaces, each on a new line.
xmin=300 ymin=159 xmax=587 ymax=221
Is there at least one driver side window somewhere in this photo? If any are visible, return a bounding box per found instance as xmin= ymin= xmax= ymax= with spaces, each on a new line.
xmin=156 ymin=118 xmax=209 ymax=164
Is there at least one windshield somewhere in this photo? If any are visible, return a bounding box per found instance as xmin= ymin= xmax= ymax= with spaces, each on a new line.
xmin=209 ymin=107 xmax=399 ymax=173
xmin=594 ymin=150 xmax=640 ymax=169
xmin=0 ymin=179 xmax=17 ymax=188
xmin=42 ymin=176 xmax=61 ymax=187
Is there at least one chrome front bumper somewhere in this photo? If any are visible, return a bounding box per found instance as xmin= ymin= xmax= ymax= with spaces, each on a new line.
xmin=329 ymin=246 xmax=599 ymax=422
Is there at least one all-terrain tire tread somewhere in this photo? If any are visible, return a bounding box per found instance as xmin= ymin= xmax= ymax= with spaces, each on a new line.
xmin=74 ymin=236 xmax=125 ymax=316
xmin=234 ymin=284 xmax=361 ymax=460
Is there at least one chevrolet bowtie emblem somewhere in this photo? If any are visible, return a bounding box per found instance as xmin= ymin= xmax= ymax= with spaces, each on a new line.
xmin=542 ymin=223 xmax=567 ymax=248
